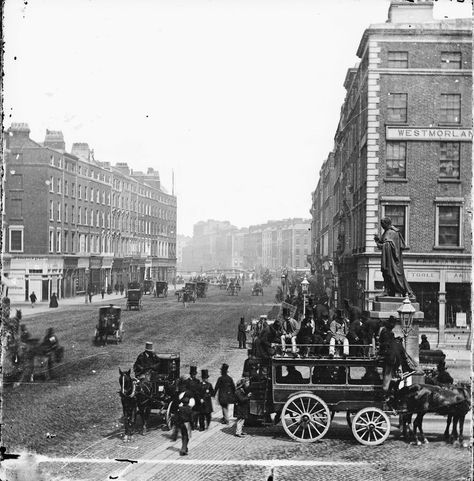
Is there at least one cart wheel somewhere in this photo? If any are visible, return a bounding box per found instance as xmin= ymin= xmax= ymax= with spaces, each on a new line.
xmin=352 ymin=407 xmax=391 ymax=446
xmin=166 ymin=402 xmax=175 ymax=430
xmin=346 ymin=411 xmax=353 ymax=428
xmin=281 ymin=393 xmax=331 ymax=443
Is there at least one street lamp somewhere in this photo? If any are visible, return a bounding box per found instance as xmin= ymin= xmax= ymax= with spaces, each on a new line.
xmin=397 ymin=297 xmax=416 ymax=349
xmin=301 ymin=274 xmax=309 ymax=319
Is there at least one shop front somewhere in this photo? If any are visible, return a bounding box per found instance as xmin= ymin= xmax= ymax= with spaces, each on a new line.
xmin=63 ymin=256 xmax=79 ymax=298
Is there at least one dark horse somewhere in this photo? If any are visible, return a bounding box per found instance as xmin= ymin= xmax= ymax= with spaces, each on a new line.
xmin=118 ymin=369 xmax=137 ymax=442
xmin=395 ymin=383 xmax=471 ymax=446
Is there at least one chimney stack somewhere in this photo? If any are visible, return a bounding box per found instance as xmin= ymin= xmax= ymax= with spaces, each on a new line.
xmin=44 ymin=129 xmax=66 ymax=151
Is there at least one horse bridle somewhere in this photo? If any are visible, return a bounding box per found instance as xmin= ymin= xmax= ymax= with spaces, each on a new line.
xmin=120 ymin=374 xmax=137 ymax=399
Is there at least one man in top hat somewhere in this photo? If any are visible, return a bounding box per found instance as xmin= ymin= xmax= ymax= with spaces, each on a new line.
xmin=419 ymin=334 xmax=431 ymax=351
xmin=435 ymin=359 xmax=454 ymax=386
xmin=133 ymin=342 xmax=161 ymax=381
xmin=214 ymin=363 xmax=236 ymax=424
xmin=186 ymin=366 xmax=201 ymax=429
xmin=198 ymin=369 xmax=214 ymax=430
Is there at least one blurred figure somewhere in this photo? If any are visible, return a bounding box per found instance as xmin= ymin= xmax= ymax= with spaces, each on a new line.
xmin=419 ymin=334 xmax=431 ymax=351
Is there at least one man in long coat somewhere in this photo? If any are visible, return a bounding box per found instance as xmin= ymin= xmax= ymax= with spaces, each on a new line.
xmin=198 ymin=369 xmax=214 ymax=430
xmin=214 ymin=363 xmax=235 ymax=424
xmin=186 ymin=366 xmax=201 ymax=429
xmin=374 ymin=217 xmax=413 ymax=297
xmin=133 ymin=342 xmax=160 ymax=380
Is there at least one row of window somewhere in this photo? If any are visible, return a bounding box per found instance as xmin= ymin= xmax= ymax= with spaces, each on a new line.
xmin=47 ymin=179 xmax=176 ymax=220
xmin=52 ymin=157 xmax=175 ymax=205
xmin=383 ymin=203 xmax=462 ymax=248
xmin=387 ymin=93 xmax=461 ymax=124
xmin=48 ymin=201 xmax=174 ymax=235
xmin=386 ymin=141 xmax=462 ymax=179
xmin=387 ymin=51 xmax=464 ymax=70
xmin=8 ymin=226 xmax=175 ymax=257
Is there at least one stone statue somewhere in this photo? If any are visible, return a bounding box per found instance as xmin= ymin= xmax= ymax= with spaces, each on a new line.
xmin=374 ymin=217 xmax=413 ymax=297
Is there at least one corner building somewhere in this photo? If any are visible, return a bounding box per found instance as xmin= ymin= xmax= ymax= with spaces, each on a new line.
xmin=311 ymin=1 xmax=472 ymax=346
xmin=3 ymin=124 xmax=177 ymax=302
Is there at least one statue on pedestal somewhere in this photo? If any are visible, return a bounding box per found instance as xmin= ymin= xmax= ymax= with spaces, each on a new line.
xmin=374 ymin=217 xmax=413 ymax=298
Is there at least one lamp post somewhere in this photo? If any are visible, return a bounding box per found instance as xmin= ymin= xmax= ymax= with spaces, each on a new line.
xmin=397 ymin=297 xmax=416 ymax=349
xmin=301 ymin=274 xmax=309 ymax=320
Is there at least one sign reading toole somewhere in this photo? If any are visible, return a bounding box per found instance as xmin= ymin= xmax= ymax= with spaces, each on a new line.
xmin=386 ymin=127 xmax=473 ymax=141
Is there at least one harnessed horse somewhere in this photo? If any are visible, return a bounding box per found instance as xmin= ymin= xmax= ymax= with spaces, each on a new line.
xmin=118 ymin=369 xmax=137 ymax=441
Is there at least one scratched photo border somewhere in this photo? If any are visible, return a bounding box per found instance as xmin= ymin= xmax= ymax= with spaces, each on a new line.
xmin=1 ymin=0 xmax=473 ymax=480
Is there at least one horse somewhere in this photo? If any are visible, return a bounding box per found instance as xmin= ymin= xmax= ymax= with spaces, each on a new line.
xmin=118 ymin=368 xmax=137 ymax=442
xmin=395 ymin=383 xmax=471 ymax=446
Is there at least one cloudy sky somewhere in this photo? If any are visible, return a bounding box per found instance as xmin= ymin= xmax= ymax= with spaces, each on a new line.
xmin=4 ymin=0 xmax=471 ymax=236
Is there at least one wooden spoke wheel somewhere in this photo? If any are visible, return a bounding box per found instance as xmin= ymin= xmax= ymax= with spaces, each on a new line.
xmin=351 ymin=407 xmax=391 ymax=446
xmin=281 ymin=393 xmax=331 ymax=443
xmin=166 ymin=402 xmax=175 ymax=430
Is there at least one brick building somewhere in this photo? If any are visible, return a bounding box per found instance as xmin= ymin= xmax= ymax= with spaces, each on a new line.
xmin=3 ymin=124 xmax=177 ymax=302
xmin=310 ymin=1 xmax=472 ymax=344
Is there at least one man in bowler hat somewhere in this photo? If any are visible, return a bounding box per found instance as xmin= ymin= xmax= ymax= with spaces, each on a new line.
xmin=198 ymin=369 xmax=214 ymax=430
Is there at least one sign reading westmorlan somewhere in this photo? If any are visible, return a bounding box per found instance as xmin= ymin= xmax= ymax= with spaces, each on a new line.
xmin=386 ymin=126 xmax=473 ymax=141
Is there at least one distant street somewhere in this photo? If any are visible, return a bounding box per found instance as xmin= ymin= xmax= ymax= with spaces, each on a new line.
xmin=2 ymin=285 xmax=471 ymax=481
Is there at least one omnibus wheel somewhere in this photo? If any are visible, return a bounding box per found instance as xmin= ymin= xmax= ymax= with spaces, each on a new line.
xmin=352 ymin=407 xmax=391 ymax=446
xmin=281 ymin=393 xmax=331 ymax=443
xmin=166 ymin=402 xmax=174 ymax=431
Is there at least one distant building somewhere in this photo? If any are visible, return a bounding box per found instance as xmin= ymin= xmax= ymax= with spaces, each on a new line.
xmin=310 ymin=1 xmax=472 ymax=343
xmin=181 ymin=218 xmax=311 ymax=273
xmin=176 ymin=234 xmax=192 ymax=271
xmin=3 ymin=124 xmax=177 ymax=301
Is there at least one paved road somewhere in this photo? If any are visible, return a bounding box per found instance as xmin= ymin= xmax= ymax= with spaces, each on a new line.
xmin=3 ymin=289 xmax=472 ymax=481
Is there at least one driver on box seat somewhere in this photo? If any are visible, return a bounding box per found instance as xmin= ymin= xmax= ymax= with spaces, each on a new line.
xmin=134 ymin=342 xmax=160 ymax=381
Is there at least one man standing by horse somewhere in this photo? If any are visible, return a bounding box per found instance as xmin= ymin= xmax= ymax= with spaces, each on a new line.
xmin=133 ymin=342 xmax=161 ymax=381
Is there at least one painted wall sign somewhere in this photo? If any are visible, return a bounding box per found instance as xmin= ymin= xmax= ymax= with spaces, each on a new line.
xmin=406 ymin=270 xmax=440 ymax=281
xmin=446 ymin=271 xmax=471 ymax=283
xmin=386 ymin=127 xmax=473 ymax=141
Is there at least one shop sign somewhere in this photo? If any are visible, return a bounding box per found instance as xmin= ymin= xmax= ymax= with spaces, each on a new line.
xmin=64 ymin=256 xmax=78 ymax=269
xmin=90 ymin=257 xmax=102 ymax=269
xmin=446 ymin=271 xmax=471 ymax=283
xmin=112 ymin=258 xmax=123 ymax=269
xmin=78 ymin=257 xmax=90 ymax=269
xmin=102 ymin=257 xmax=113 ymax=269
xmin=406 ymin=270 xmax=440 ymax=281
xmin=386 ymin=126 xmax=473 ymax=141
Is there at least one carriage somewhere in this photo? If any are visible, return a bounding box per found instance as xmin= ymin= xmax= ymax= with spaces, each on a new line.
xmin=154 ymin=281 xmax=169 ymax=298
xmin=196 ymin=281 xmax=208 ymax=298
xmin=126 ymin=289 xmax=143 ymax=310
xmin=227 ymin=281 xmax=238 ymax=296
xmin=183 ymin=282 xmax=197 ymax=302
xmin=246 ymin=345 xmax=397 ymax=446
xmin=252 ymin=282 xmax=264 ymax=296
xmin=95 ymin=305 xmax=123 ymax=345
xmin=143 ymin=279 xmax=154 ymax=295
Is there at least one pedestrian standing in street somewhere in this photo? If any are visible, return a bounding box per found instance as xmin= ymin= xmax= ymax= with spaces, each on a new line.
xmin=213 ymin=363 xmax=235 ymax=424
xmin=29 ymin=291 xmax=37 ymax=308
xmin=237 ymin=317 xmax=247 ymax=349
xmin=198 ymin=369 xmax=214 ymax=430
xmin=120 ymin=283 xmax=124 ymax=296
xmin=173 ymin=396 xmax=193 ymax=456
xmin=234 ymin=377 xmax=251 ymax=437
xmin=49 ymin=292 xmax=59 ymax=308
xmin=101 ymin=287 xmax=105 ymax=299
xmin=114 ymin=283 xmax=119 ymax=295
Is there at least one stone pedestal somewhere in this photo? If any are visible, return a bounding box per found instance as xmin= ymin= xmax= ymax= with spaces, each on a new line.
xmin=370 ymin=295 xmax=424 ymax=365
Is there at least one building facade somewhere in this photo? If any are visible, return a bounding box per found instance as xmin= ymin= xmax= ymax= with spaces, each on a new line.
xmin=310 ymin=1 xmax=472 ymax=342
xmin=181 ymin=218 xmax=311 ymax=273
xmin=3 ymin=124 xmax=177 ymax=302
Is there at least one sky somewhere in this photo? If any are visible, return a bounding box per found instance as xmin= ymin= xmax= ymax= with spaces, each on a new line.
xmin=3 ymin=0 xmax=472 ymax=237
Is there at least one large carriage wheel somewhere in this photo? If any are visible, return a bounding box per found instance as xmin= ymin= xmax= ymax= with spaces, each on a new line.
xmin=351 ymin=407 xmax=391 ymax=446
xmin=281 ymin=393 xmax=331 ymax=443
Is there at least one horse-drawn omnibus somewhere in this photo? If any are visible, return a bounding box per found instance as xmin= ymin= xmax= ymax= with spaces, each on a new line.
xmin=246 ymin=345 xmax=394 ymax=446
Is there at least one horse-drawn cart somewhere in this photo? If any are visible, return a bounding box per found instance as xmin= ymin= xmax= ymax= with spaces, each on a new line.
xmin=95 ymin=305 xmax=123 ymax=345
xmin=143 ymin=279 xmax=154 ymax=295
xmin=126 ymin=289 xmax=143 ymax=310
xmin=196 ymin=281 xmax=208 ymax=298
xmin=154 ymin=281 xmax=169 ymax=298
xmin=251 ymin=282 xmax=263 ymax=296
